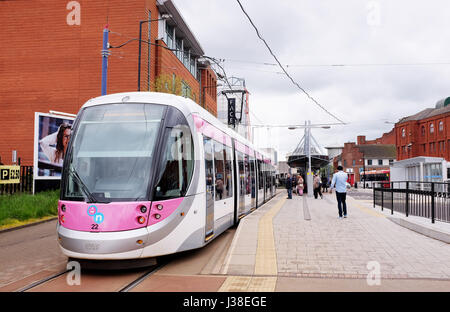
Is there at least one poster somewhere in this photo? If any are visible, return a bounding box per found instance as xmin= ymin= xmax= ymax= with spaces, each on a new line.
xmin=33 ymin=112 xmax=75 ymax=179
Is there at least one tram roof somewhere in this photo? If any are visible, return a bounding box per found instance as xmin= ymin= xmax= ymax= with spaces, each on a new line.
xmin=82 ymin=92 xmax=273 ymax=163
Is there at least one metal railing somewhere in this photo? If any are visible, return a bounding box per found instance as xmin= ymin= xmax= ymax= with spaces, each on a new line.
xmin=0 ymin=166 xmax=33 ymax=195
xmin=373 ymin=181 xmax=450 ymax=223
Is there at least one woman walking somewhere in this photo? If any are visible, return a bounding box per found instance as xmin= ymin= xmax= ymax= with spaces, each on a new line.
xmin=297 ymin=175 xmax=304 ymax=196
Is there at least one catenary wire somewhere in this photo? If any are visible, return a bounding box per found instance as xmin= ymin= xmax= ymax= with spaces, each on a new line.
xmin=235 ymin=0 xmax=346 ymax=125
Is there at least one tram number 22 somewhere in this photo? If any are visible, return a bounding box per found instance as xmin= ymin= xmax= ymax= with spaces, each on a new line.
xmin=91 ymin=224 xmax=99 ymax=230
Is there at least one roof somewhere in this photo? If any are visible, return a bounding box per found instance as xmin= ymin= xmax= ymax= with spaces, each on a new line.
xmin=357 ymin=144 xmax=396 ymax=159
xmin=398 ymin=105 xmax=450 ymax=123
xmin=157 ymin=0 xmax=205 ymax=56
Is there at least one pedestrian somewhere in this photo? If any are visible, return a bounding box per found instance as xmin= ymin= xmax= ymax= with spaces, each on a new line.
xmin=297 ymin=175 xmax=304 ymax=196
xmin=286 ymin=173 xmax=293 ymax=199
xmin=321 ymin=175 xmax=328 ymax=193
xmin=330 ymin=165 xmax=349 ymax=219
xmin=313 ymin=173 xmax=323 ymax=199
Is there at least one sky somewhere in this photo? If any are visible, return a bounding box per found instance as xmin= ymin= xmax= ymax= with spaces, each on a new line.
xmin=173 ymin=0 xmax=450 ymax=160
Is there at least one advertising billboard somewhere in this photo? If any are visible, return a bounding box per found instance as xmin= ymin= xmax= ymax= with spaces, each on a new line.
xmin=34 ymin=112 xmax=75 ymax=180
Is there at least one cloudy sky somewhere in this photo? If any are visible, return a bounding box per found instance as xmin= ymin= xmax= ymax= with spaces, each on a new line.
xmin=173 ymin=0 xmax=450 ymax=160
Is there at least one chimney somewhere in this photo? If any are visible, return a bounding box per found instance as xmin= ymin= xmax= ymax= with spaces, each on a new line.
xmin=357 ymin=135 xmax=366 ymax=145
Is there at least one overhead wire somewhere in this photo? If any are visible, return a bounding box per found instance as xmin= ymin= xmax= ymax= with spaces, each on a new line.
xmin=235 ymin=0 xmax=346 ymax=125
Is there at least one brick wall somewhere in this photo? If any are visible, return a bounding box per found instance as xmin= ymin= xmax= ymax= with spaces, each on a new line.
xmin=0 ymin=0 xmax=216 ymax=165
xmin=396 ymin=113 xmax=450 ymax=161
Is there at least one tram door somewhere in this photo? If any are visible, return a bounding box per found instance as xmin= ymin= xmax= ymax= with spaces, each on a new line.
xmin=204 ymin=137 xmax=214 ymax=241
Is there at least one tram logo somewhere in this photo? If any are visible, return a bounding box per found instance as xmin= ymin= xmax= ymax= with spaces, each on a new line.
xmin=86 ymin=205 xmax=105 ymax=224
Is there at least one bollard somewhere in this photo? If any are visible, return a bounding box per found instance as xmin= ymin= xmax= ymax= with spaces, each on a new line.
xmin=391 ymin=182 xmax=394 ymax=215
xmin=431 ymin=182 xmax=435 ymax=224
xmin=405 ymin=181 xmax=409 ymax=217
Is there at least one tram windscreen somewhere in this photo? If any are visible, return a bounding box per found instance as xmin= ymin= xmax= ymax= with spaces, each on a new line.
xmin=63 ymin=103 xmax=165 ymax=202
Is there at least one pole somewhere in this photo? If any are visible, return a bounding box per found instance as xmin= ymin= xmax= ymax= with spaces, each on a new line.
xmin=306 ymin=120 xmax=313 ymax=197
xmin=147 ymin=10 xmax=151 ymax=91
xmin=138 ymin=21 xmax=144 ymax=91
xmin=101 ymin=25 xmax=109 ymax=96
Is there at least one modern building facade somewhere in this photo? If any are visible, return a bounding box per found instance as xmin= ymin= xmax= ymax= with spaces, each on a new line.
xmin=0 ymin=0 xmax=217 ymax=165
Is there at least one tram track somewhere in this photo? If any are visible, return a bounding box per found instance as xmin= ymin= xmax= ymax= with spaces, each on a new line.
xmin=12 ymin=257 xmax=168 ymax=292
xmin=118 ymin=262 xmax=165 ymax=292
xmin=15 ymin=268 xmax=74 ymax=292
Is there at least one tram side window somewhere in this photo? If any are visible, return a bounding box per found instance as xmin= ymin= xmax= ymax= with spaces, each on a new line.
xmin=244 ymin=155 xmax=251 ymax=195
xmin=258 ymin=160 xmax=263 ymax=190
xmin=154 ymin=109 xmax=194 ymax=200
xmin=250 ymin=156 xmax=256 ymax=198
xmin=224 ymin=144 xmax=233 ymax=198
xmin=237 ymin=151 xmax=244 ymax=196
xmin=214 ymin=141 xmax=225 ymax=201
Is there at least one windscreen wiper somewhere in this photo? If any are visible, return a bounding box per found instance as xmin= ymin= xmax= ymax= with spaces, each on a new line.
xmin=69 ymin=167 xmax=104 ymax=203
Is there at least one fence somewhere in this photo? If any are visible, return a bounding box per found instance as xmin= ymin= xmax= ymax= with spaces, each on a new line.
xmin=0 ymin=166 xmax=33 ymax=195
xmin=373 ymin=181 xmax=450 ymax=223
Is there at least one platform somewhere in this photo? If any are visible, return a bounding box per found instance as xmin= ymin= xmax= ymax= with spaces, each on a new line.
xmin=217 ymin=189 xmax=450 ymax=291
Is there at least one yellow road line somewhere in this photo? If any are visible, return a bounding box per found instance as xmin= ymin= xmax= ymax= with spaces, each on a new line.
xmin=218 ymin=276 xmax=277 ymax=292
xmin=254 ymin=197 xmax=286 ymax=276
xmin=219 ymin=196 xmax=286 ymax=292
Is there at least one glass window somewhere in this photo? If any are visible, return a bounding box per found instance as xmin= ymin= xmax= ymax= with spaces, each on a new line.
xmin=439 ymin=121 xmax=444 ymax=132
xmin=250 ymin=156 xmax=256 ymax=200
xmin=421 ymin=125 xmax=425 ymax=136
xmin=368 ymin=159 xmax=372 ymax=165
xmin=214 ymin=141 xmax=225 ymax=201
xmin=430 ymin=123 xmax=434 ymax=133
xmin=224 ymin=145 xmax=233 ymax=198
xmin=154 ymin=107 xmax=194 ymax=200
xmin=64 ymin=103 xmax=165 ymax=202
xmin=244 ymin=155 xmax=251 ymax=195
xmin=238 ymin=152 xmax=245 ymax=196
xmin=378 ymin=159 xmax=383 ymax=165
xmin=401 ymin=128 xmax=405 ymax=138
xmin=258 ymin=160 xmax=263 ymax=190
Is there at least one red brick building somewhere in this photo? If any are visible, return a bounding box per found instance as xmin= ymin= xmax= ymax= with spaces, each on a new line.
xmin=395 ymin=98 xmax=450 ymax=161
xmin=0 ymin=0 xmax=217 ymax=166
xmin=334 ymin=134 xmax=396 ymax=185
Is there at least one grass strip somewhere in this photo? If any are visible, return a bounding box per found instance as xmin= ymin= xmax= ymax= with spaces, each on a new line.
xmin=0 ymin=190 xmax=59 ymax=228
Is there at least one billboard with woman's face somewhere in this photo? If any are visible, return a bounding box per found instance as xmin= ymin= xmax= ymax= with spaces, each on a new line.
xmin=34 ymin=112 xmax=75 ymax=179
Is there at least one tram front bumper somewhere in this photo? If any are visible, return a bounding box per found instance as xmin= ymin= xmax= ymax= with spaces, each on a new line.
xmin=57 ymin=224 xmax=149 ymax=260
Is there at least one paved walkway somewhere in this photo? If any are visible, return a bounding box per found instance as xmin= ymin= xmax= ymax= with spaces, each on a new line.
xmin=220 ymin=190 xmax=450 ymax=291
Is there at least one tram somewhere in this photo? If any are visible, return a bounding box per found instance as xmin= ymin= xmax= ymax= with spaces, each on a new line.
xmin=57 ymin=92 xmax=277 ymax=261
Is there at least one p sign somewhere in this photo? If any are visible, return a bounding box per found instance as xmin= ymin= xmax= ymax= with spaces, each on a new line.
xmin=0 ymin=166 xmax=20 ymax=184
xmin=67 ymin=1 xmax=81 ymax=26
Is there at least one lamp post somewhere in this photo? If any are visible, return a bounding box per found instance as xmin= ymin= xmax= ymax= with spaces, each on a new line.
xmin=137 ymin=13 xmax=172 ymax=91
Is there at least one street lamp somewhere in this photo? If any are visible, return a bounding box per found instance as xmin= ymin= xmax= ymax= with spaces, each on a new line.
xmin=137 ymin=13 xmax=172 ymax=91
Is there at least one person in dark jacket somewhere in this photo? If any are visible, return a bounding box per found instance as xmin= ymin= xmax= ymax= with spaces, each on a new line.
xmin=286 ymin=173 xmax=293 ymax=199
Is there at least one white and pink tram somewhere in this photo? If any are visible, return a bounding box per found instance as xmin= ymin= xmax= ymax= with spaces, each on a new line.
xmin=57 ymin=92 xmax=276 ymax=262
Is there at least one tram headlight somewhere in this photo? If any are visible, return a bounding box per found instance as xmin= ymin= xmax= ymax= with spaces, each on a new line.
xmin=137 ymin=216 xmax=146 ymax=224
xmin=61 ymin=205 xmax=66 ymax=212
xmin=140 ymin=206 xmax=147 ymax=213
xmin=156 ymin=204 xmax=163 ymax=211
xmin=154 ymin=214 xmax=161 ymax=220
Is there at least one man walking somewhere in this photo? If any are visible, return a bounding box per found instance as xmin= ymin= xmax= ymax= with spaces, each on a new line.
xmin=286 ymin=173 xmax=293 ymax=199
xmin=330 ymin=166 xmax=348 ymax=219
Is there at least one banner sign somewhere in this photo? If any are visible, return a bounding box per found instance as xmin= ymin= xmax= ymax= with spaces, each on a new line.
xmin=0 ymin=165 xmax=20 ymax=184
xmin=34 ymin=112 xmax=75 ymax=180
